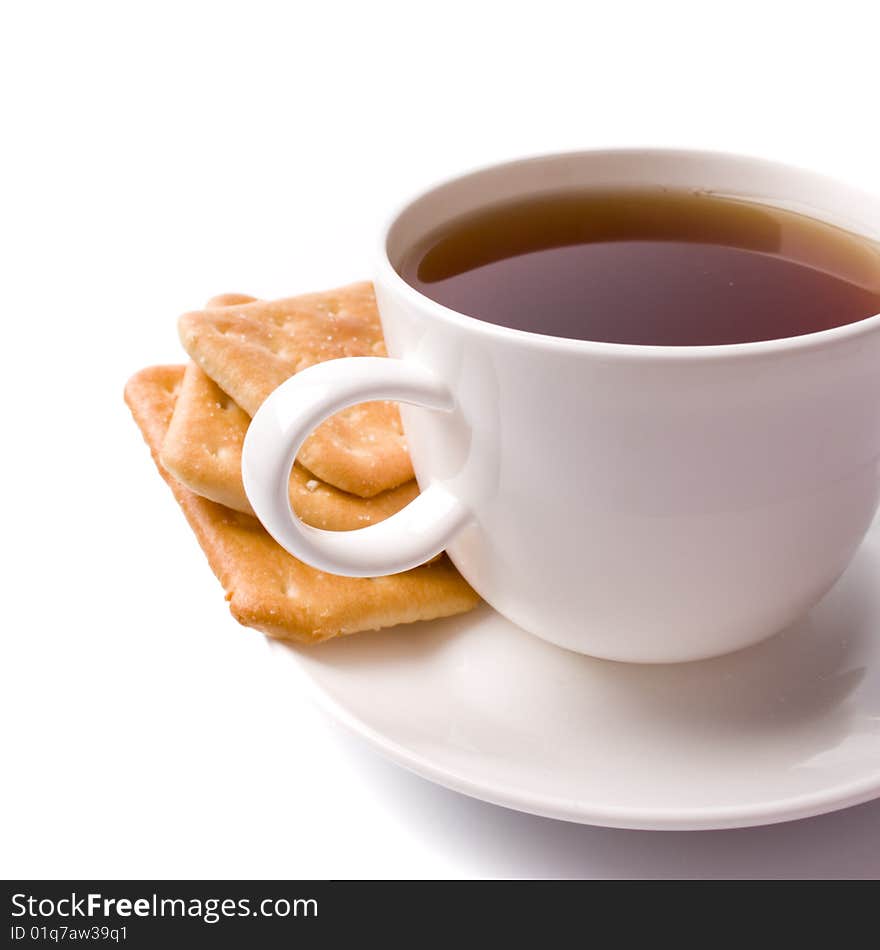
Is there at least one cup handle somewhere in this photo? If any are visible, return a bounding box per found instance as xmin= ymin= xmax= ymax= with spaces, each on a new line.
xmin=241 ymin=356 xmax=470 ymax=576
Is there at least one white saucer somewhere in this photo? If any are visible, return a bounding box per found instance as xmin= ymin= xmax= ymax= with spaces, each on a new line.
xmin=272 ymin=525 xmax=880 ymax=831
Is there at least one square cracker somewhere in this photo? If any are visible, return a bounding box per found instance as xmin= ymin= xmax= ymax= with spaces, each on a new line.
xmin=124 ymin=365 xmax=479 ymax=643
xmin=178 ymin=282 xmax=413 ymax=497
xmin=160 ymin=361 xmax=419 ymax=529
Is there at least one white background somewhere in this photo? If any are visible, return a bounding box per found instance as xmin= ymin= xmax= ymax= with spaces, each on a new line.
xmin=3 ymin=0 xmax=880 ymax=879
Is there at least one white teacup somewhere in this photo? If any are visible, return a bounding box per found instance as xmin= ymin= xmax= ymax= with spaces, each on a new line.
xmin=242 ymin=149 xmax=880 ymax=663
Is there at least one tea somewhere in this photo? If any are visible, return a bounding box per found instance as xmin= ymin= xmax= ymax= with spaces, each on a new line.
xmin=398 ymin=188 xmax=880 ymax=345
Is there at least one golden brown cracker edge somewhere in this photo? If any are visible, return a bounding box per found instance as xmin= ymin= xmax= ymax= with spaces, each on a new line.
xmin=124 ymin=365 xmax=479 ymax=643
xmin=177 ymin=282 xmax=413 ymax=496
xmin=160 ymin=362 xmax=420 ymax=527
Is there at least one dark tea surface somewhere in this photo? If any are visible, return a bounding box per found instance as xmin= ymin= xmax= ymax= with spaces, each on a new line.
xmin=398 ymin=189 xmax=880 ymax=345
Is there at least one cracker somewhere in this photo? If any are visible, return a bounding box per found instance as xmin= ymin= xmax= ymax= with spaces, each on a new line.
xmin=125 ymin=365 xmax=479 ymax=643
xmin=178 ymin=282 xmax=413 ymax=497
xmin=160 ymin=361 xmax=419 ymax=528
xmin=203 ymin=293 xmax=258 ymax=308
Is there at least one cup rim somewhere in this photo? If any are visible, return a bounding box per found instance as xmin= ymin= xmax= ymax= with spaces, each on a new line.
xmin=375 ymin=147 xmax=880 ymax=363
